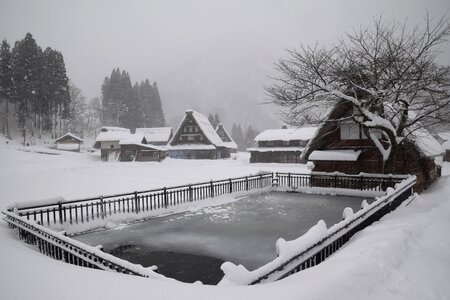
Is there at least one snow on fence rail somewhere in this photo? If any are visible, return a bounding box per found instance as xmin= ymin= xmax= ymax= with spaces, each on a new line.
xmin=1 ymin=210 xmax=168 ymax=280
xmin=219 ymin=175 xmax=416 ymax=285
xmin=10 ymin=173 xmax=274 ymax=228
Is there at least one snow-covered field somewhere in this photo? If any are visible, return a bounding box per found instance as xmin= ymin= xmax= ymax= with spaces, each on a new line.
xmin=1 ymin=138 xmax=449 ymax=299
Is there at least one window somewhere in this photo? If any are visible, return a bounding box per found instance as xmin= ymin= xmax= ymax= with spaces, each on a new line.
xmin=340 ymin=122 xmax=361 ymax=140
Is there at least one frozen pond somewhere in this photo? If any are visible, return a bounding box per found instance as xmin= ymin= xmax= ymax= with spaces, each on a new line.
xmin=75 ymin=191 xmax=370 ymax=284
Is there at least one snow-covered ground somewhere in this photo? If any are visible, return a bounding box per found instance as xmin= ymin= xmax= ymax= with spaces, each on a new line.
xmin=1 ymin=138 xmax=449 ymax=299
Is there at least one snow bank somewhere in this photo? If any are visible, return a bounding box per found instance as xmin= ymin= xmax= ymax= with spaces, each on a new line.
xmin=254 ymin=127 xmax=317 ymax=142
xmin=309 ymin=150 xmax=362 ymax=161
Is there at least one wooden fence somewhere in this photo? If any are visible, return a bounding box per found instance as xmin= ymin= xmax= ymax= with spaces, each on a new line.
xmin=2 ymin=210 xmax=165 ymax=279
xmin=13 ymin=173 xmax=274 ymax=227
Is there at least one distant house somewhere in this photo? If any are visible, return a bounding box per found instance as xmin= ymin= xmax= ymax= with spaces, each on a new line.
xmin=304 ymin=101 xmax=443 ymax=192
xmin=119 ymin=134 xmax=166 ymax=162
xmin=247 ymin=125 xmax=317 ymax=163
xmin=135 ymin=127 xmax=173 ymax=146
xmin=168 ymin=110 xmax=230 ymax=159
xmin=55 ymin=132 xmax=83 ymax=152
xmin=215 ymin=124 xmax=237 ymax=153
xmin=94 ymin=127 xmax=131 ymax=161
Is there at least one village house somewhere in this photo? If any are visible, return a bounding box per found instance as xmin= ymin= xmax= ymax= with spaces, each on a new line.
xmin=119 ymin=134 xmax=166 ymax=162
xmin=168 ymin=110 xmax=230 ymax=159
xmin=55 ymin=132 xmax=83 ymax=152
xmin=94 ymin=127 xmax=131 ymax=161
xmin=247 ymin=125 xmax=317 ymax=163
xmin=135 ymin=127 xmax=173 ymax=146
xmin=215 ymin=123 xmax=237 ymax=153
xmin=443 ymin=140 xmax=450 ymax=162
xmin=304 ymin=101 xmax=443 ymax=192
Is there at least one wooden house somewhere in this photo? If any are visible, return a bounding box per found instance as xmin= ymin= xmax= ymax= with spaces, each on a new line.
xmin=55 ymin=133 xmax=83 ymax=152
xmin=119 ymin=134 xmax=166 ymax=162
xmin=168 ymin=110 xmax=230 ymax=159
xmin=135 ymin=127 xmax=173 ymax=146
xmin=304 ymin=102 xmax=443 ymax=192
xmin=247 ymin=125 xmax=317 ymax=163
xmin=94 ymin=127 xmax=131 ymax=161
xmin=215 ymin=124 xmax=237 ymax=153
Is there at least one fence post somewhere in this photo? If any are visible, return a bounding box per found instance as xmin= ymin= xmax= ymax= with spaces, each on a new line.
xmin=245 ymin=176 xmax=249 ymax=190
xmin=210 ymin=180 xmax=214 ymax=197
xmin=163 ymin=188 xmax=168 ymax=208
xmin=259 ymin=175 xmax=263 ymax=188
xmin=100 ymin=196 xmax=105 ymax=219
xmin=189 ymin=185 xmax=193 ymax=202
xmin=360 ymin=176 xmax=363 ymax=191
xmin=58 ymin=201 xmax=63 ymax=225
xmin=288 ymin=172 xmax=291 ymax=188
xmin=229 ymin=179 xmax=232 ymax=193
xmin=334 ymin=174 xmax=337 ymax=188
xmin=134 ymin=192 xmax=139 ymax=214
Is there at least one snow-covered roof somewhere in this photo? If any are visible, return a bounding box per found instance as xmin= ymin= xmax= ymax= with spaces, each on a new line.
xmin=255 ymin=127 xmax=317 ymax=142
xmin=95 ymin=130 xmax=131 ymax=142
xmin=247 ymin=147 xmax=305 ymax=153
xmin=168 ymin=144 xmax=216 ymax=150
xmin=118 ymin=134 xmax=146 ymax=145
xmin=408 ymin=127 xmax=443 ymax=157
xmin=309 ymin=150 xmax=362 ymax=161
xmin=216 ymin=124 xmax=237 ymax=149
xmin=100 ymin=126 xmax=129 ymax=132
xmin=55 ymin=132 xmax=83 ymax=143
xmin=171 ymin=110 xmax=225 ymax=147
xmin=135 ymin=127 xmax=172 ymax=143
xmin=437 ymin=131 xmax=450 ymax=142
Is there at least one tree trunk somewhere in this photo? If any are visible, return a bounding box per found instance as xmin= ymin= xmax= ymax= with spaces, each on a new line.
xmin=383 ymin=143 xmax=400 ymax=174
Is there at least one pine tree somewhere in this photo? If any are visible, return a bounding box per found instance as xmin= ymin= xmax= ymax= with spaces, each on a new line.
xmin=231 ymin=123 xmax=245 ymax=151
xmin=0 ymin=40 xmax=13 ymax=138
xmin=12 ymin=33 xmax=43 ymax=143
xmin=244 ymin=125 xmax=258 ymax=149
xmin=149 ymin=82 xmax=165 ymax=127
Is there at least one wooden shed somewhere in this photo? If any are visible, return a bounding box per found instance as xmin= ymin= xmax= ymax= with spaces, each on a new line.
xmin=55 ymin=133 xmax=83 ymax=152
xmin=247 ymin=126 xmax=317 ymax=163
xmin=119 ymin=134 xmax=166 ymax=162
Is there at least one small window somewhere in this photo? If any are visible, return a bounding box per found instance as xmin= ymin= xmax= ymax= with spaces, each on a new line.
xmin=340 ymin=122 xmax=360 ymax=140
xmin=110 ymin=144 xmax=114 ymax=149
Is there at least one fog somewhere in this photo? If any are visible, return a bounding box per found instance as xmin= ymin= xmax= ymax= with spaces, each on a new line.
xmin=1 ymin=0 xmax=450 ymax=129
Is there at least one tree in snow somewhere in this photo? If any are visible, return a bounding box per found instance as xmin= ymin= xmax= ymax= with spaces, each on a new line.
xmin=267 ymin=15 xmax=450 ymax=172
xmin=0 ymin=40 xmax=13 ymax=139
xmin=208 ymin=113 xmax=221 ymax=128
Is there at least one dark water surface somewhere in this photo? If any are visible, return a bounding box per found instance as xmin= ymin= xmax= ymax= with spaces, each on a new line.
xmin=74 ymin=192 xmax=370 ymax=284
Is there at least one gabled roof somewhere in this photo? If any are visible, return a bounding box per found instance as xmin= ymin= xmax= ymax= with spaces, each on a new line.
xmin=170 ymin=110 xmax=225 ymax=147
xmin=255 ymin=127 xmax=317 ymax=142
xmin=407 ymin=126 xmax=443 ymax=158
xmin=55 ymin=132 xmax=83 ymax=143
xmin=95 ymin=130 xmax=131 ymax=142
xmin=215 ymin=123 xmax=237 ymax=149
xmin=119 ymin=134 xmax=147 ymax=145
xmin=135 ymin=127 xmax=173 ymax=143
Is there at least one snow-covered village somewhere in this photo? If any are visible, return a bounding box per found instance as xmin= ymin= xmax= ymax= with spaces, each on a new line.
xmin=1 ymin=1 xmax=450 ymax=299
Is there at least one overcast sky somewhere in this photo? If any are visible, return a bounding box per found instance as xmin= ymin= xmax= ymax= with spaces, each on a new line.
xmin=1 ymin=0 xmax=450 ymax=124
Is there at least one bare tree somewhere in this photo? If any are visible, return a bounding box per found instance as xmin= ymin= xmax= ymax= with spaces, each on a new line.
xmin=267 ymin=15 xmax=450 ymax=172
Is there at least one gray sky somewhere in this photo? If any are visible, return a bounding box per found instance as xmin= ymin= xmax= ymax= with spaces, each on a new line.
xmin=1 ymin=0 xmax=450 ymax=128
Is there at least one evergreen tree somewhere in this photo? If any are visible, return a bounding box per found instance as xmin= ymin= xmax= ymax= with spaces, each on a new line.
xmin=12 ymin=33 xmax=43 ymax=143
xmin=149 ymin=82 xmax=165 ymax=127
xmin=231 ymin=123 xmax=245 ymax=151
xmin=0 ymin=40 xmax=13 ymax=138
xmin=244 ymin=125 xmax=258 ymax=149
xmin=208 ymin=112 xmax=221 ymax=128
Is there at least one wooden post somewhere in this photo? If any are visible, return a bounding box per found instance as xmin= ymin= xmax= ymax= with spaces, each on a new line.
xmin=210 ymin=180 xmax=214 ymax=197
xmin=229 ymin=179 xmax=232 ymax=193
xmin=288 ymin=173 xmax=291 ymax=188
xmin=334 ymin=174 xmax=337 ymax=188
xmin=163 ymin=188 xmax=168 ymax=208
xmin=245 ymin=176 xmax=249 ymax=190
xmin=134 ymin=192 xmax=139 ymax=214
xmin=100 ymin=196 xmax=105 ymax=219
xmin=189 ymin=185 xmax=193 ymax=202
xmin=259 ymin=175 xmax=263 ymax=188
xmin=58 ymin=201 xmax=63 ymax=224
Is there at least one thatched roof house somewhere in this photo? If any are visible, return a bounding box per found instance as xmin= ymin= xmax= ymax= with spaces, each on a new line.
xmin=304 ymin=101 xmax=443 ymax=192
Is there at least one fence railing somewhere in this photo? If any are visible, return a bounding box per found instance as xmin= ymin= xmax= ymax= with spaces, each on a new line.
xmin=276 ymin=172 xmax=407 ymax=192
xmin=2 ymin=210 xmax=166 ymax=279
xmin=220 ymin=175 xmax=416 ymax=285
xmin=12 ymin=173 xmax=274 ymax=227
